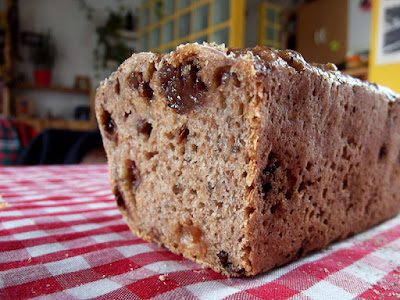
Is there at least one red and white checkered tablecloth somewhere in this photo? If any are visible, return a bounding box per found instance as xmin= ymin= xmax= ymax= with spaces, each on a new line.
xmin=1 ymin=165 xmax=400 ymax=300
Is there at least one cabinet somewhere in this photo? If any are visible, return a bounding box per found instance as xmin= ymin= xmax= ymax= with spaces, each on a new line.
xmin=281 ymin=0 xmax=372 ymax=79
xmin=282 ymin=0 xmax=348 ymax=66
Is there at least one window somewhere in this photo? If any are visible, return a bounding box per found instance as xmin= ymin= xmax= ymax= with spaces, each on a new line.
xmin=139 ymin=0 xmax=244 ymax=53
xmin=258 ymin=3 xmax=282 ymax=49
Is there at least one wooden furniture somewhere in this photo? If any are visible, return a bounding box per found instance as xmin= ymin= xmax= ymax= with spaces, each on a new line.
xmin=297 ymin=0 xmax=348 ymax=65
xmin=282 ymin=0 xmax=348 ymax=66
xmin=282 ymin=0 xmax=370 ymax=82
xmin=13 ymin=83 xmax=97 ymax=131
xmin=0 ymin=0 xmax=14 ymax=117
xmin=342 ymin=65 xmax=369 ymax=81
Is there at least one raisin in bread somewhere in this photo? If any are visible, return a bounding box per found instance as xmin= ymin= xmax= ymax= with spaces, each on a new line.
xmin=95 ymin=43 xmax=400 ymax=277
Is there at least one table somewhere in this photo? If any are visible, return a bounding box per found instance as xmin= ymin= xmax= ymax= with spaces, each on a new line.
xmin=1 ymin=165 xmax=400 ymax=299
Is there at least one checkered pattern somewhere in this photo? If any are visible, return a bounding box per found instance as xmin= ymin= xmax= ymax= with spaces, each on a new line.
xmin=0 ymin=118 xmax=21 ymax=165
xmin=1 ymin=165 xmax=400 ymax=300
xmin=0 ymin=117 xmax=37 ymax=166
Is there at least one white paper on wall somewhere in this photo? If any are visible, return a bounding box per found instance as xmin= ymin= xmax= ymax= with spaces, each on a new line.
xmin=376 ymin=0 xmax=400 ymax=65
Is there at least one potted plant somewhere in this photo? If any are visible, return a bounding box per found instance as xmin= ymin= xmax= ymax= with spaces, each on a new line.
xmin=95 ymin=8 xmax=131 ymax=69
xmin=75 ymin=1 xmax=134 ymax=72
xmin=30 ymin=31 xmax=56 ymax=86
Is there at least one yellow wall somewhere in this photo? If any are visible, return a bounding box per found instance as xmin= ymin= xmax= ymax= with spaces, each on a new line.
xmin=368 ymin=0 xmax=400 ymax=93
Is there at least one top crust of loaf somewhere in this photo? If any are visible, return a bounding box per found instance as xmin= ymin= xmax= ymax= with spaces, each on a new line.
xmin=102 ymin=42 xmax=399 ymax=106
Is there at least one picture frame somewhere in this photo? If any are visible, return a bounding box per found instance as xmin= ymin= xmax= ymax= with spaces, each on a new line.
xmin=375 ymin=0 xmax=400 ymax=65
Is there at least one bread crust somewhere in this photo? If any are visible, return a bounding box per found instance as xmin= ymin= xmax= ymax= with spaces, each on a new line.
xmin=95 ymin=43 xmax=400 ymax=276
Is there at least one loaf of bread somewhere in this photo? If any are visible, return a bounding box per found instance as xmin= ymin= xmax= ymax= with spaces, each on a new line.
xmin=95 ymin=43 xmax=400 ymax=277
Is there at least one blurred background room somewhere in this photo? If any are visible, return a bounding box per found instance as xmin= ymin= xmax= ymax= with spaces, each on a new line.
xmin=0 ymin=0 xmax=399 ymax=165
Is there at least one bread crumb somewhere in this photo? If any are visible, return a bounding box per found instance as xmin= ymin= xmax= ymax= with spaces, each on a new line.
xmin=159 ymin=274 xmax=167 ymax=281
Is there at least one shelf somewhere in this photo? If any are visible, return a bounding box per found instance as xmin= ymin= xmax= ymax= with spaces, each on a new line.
xmin=17 ymin=117 xmax=96 ymax=131
xmin=14 ymin=83 xmax=97 ymax=131
xmin=15 ymin=83 xmax=92 ymax=95
xmin=342 ymin=66 xmax=368 ymax=80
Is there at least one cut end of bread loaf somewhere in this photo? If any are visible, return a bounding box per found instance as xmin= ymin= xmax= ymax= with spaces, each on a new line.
xmin=95 ymin=43 xmax=400 ymax=277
